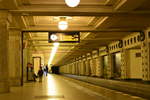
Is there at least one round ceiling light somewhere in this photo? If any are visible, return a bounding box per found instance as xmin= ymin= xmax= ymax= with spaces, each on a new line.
xmin=65 ymin=0 xmax=80 ymax=7
xmin=58 ymin=21 xmax=68 ymax=30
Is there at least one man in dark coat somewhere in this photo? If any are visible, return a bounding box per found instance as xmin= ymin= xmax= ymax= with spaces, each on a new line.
xmin=38 ymin=67 xmax=43 ymax=82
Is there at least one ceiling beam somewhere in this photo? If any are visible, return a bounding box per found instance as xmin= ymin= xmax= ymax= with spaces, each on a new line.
xmin=10 ymin=5 xmax=150 ymax=16
xmin=22 ymin=28 xmax=142 ymax=32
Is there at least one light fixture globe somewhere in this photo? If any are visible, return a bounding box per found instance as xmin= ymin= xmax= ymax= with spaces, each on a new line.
xmin=58 ymin=21 xmax=68 ymax=30
xmin=65 ymin=0 xmax=80 ymax=7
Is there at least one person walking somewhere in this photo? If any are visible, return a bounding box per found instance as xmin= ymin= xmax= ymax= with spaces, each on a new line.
xmin=38 ymin=67 xmax=43 ymax=82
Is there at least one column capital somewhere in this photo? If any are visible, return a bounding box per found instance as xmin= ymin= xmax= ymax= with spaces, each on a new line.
xmin=0 ymin=10 xmax=12 ymax=30
xmin=0 ymin=10 xmax=12 ymax=22
xmin=9 ymin=28 xmax=21 ymax=37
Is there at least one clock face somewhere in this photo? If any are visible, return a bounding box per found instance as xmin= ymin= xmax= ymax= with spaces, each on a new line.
xmin=50 ymin=34 xmax=58 ymax=41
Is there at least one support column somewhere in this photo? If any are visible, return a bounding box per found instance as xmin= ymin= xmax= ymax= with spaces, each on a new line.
xmin=86 ymin=53 xmax=91 ymax=76
xmin=120 ymin=49 xmax=130 ymax=79
xmin=73 ymin=62 xmax=76 ymax=75
xmin=89 ymin=59 xmax=95 ymax=76
xmin=75 ymin=61 xmax=79 ymax=75
xmin=9 ymin=29 xmax=22 ymax=86
xmin=95 ymin=57 xmax=101 ymax=77
xmin=98 ymin=56 xmax=103 ymax=77
xmin=141 ymin=31 xmax=150 ymax=81
xmin=80 ymin=59 xmax=84 ymax=75
xmin=82 ymin=58 xmax=86 ymax=76
xmin=79 ymin=60 xmax=82 ymax=75
xmin=85 ymin=60 xmax=90 ymax=76
xmin=72 ymin=63 xmax=74 ymax=74
xmin=0 ymin=11 xmax=10 ymax=93
xmin=77 ymin=61 xmax=80 ymax=75
xmin=107 ymin=54 xmax=113 ymax=78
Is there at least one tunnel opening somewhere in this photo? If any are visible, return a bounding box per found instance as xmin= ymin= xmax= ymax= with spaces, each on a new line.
xmin=51 ymin=66 xmax=60 ymax=74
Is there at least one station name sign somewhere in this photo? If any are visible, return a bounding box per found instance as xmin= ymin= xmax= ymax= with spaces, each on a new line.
xmin=48 ymin=32 xmax=80 ymax=43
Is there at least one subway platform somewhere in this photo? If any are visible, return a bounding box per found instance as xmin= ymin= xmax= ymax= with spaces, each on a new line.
xmin=0 ymin=74 xmax=146 ymax=100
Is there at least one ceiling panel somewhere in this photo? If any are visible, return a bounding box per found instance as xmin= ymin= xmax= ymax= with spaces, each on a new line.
xmin=34 ymin=16 xmax=94 ymax=26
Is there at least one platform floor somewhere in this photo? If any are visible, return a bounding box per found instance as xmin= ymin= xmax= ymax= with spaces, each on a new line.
xmin=0 ymin=74 xmax=145 ymax=100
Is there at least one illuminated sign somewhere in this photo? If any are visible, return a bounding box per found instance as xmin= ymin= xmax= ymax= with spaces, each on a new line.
xmin=48 ymin=32 xmax=80 ymax=43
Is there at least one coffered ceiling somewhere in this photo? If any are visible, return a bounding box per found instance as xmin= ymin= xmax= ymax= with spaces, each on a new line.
xmin=1 ymin=0 xmax=150 ymax=66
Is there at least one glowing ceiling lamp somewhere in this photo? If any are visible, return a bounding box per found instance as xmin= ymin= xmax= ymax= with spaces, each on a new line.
xmin=65 ymin=0 xmax=80 ymax=7
xmin=58 ymin=21 xmax=68 ymax=30
xmin=58 ymin=17 xmax=68 ymax=30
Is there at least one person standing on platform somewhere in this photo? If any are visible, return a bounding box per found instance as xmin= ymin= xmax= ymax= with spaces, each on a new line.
xmin=38 ymin=67 xmax=43 ymax=82
xmin=44 ymin=65 xmax=49 ymax=76
xmin=31 ymin=64 xmax=37 ymax=82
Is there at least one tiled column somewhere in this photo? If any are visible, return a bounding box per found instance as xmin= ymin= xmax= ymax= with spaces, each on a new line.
xmin=92 ymin=58 xmax=97 ymax=76
xmin=9 ymin=29 xmax=22 ymax=86
xmin=72 ymin=62 xmax=75 ymax=75
xmin=141 ymin=31 xmax=150 ymax=81
xmin=70 ymin=63 xmax=73 ymax=74
xmin=95 ymin=57 xmax=101 ymax=77
xmin=120 ymin=49 xmax=130 ymax=79
xmin=107 ymin=54 xmax=113 ymax=78
xmin=85 ymin=60 xmax=90 ymax=76
xmin=0 ymin=11 xmax=10 ymax=93
xmin=72 ymin=63 xmax=75 ymax=74
xmin=74 ymin=62 xmax=77 ymax=75
xmin=86 ymin=53 xmax=91 ymax=76
xmin=82 ymin=58 xmax=86 ymax=76
xmin=89 ymin=59 xmax=95 ymax=76
xmin=75 ymin=61 xmax=79 ymax=75
xmin=98 ymin=56 xmax=103 ymax=77
xmin=92 ymin=51 xmax=99 ymax=77
xmin=80 ymin=59 xmax=84 ymax=75
xmin=71 ymin=63 xmax=73 ymax=74
xmin=78 ymin=60 xmax=82 ymax=75
xmin=64 ymin=66 xmax=66 ymax=74
xmin=68 ymin=64 xmax=70 ymax=74
xmin=73 ymin=62 xmax=75 ymax=74
xmin=66 ymin=65 xmax=68 ymax=74
xmin=76 ymin=61 xmax=79 ymax=75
